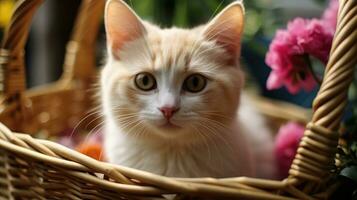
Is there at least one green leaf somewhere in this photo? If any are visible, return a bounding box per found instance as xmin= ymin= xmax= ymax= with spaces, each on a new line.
xmin=244 ymin=9 xmax=262 ymax=37
xmin=173 ymin=0 xmax=188 ymax=27
xmin=340 ymin=166 xmax=357 ymax=183
xmin=352 ymin=142 xmax=357 ymax=153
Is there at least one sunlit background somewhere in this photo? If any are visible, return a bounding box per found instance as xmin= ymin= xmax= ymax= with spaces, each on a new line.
xmin=0 ymin=0 xmax=331 ymax=107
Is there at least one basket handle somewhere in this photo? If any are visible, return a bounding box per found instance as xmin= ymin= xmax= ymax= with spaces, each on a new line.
xmin=61 ymin=0 xmax=104 ymax=82
xmin=0 ymin=0 xmax=104 ymax=97
xmin=289 ymin=0 xmax=357 ymax=185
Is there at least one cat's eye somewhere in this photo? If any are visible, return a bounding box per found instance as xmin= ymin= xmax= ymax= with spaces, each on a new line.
xmin=183 ymin=74 xmax=207 ymax=93
xmin=135 ymin=72 xmax=157 ymax=91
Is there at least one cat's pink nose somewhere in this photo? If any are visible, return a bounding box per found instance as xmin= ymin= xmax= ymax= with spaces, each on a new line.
xmin=159 ymin=107 xmax=179 ymax=120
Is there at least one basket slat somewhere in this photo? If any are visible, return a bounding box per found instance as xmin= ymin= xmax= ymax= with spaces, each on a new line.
xmin=0 ymin=0 xmax=356 ymax=199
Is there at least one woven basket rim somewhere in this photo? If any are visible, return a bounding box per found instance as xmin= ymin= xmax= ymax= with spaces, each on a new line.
xmin=0 ymin=0 xmax=356 ymax=199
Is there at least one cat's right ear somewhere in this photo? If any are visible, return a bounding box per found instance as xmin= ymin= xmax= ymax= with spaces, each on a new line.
xmin=105 ymin=0 xmax=146 ymax=59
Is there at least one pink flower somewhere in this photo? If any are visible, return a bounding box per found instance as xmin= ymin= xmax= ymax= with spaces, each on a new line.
xmin=322 ymin=0 xmax=339 ymax=32
xmin=297 ymin=19 xmax=333 ymax=63
xmin=274 ymin=122 xmax=305 ymax=179
xmin=265 ymin=18 xmax=333 ymax=94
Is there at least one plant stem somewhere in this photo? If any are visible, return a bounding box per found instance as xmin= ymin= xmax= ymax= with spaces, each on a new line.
xmin=304 ymin=54 xmax=322 ymax=85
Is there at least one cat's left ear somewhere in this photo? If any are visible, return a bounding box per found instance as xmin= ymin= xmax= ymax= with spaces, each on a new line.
xmin=203 ymin=1 xmax=244 ymax=59
xmin=105 ymin=0 xmax=147 ymax=58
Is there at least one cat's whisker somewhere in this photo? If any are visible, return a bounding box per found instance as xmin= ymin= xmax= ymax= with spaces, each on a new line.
xmin=208 ymin=0 xmax=225 ymax=22
xmin=194 ymin=120 xmax=229 ymax=162
xmin=126 ymin=119 xmax=144 ymax=138
xmin=133 ymin=123 xmax=144 ymax=139
xmin=113 ymin=109 xmax=135 ymax=113
xmin=118 ymin=118 xmax=138 ymax=128
xmin=83 ymin=121 xmax=105 ymax=145
xmin=202 ymin=121 xmax=233 ymax=147
xmin=201 ymin=116 xmax=232 ymax=129
xmin=133 ymin=121 xmax=146 ymax=139
xmin=84 ymin=114 xmax=104 ymax=130
xmin=210 ymin=124 xmax=234 ymax=153
xmin=191 ymin=124 xmax=212 ymax=162
xmin=116 ymin=113 xmax=138 ymax=120
xmin=197 ymin=111 xmax=232 ymax=120
xmin=200 ymin=118 xmax=236 ymax=154
xmin=118 ymin=117 xmax=141 ymax=133
xmin=70 ymin=110 xmax=103 ymax=140
xmin=87 ymin=105 xmax=102 ymax=113
xmin=115 ymin=112 xmax=138 ymax=116
xmin=113 ymin=107 xmax=139 ymax=117
xmin=116 ymin=114 xmax=139 ymax=121
xmin=112 ymin=106 xmax=132 ymax=110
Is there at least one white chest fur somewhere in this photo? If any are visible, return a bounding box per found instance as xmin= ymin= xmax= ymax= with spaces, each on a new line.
xmin=104 ymin=119 xmax=258 ymax=178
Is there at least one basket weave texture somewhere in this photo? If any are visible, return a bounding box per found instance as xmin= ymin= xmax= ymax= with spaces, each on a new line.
xmin=0 ymin=0 xmax=356 ymax=199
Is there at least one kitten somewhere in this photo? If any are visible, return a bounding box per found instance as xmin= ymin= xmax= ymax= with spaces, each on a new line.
xmin=101 ymin=0 xmax=276 ymax=178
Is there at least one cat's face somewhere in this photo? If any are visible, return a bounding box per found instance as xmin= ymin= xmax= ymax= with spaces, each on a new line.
xmin=101 ymin=0 xmax=245 ymax=141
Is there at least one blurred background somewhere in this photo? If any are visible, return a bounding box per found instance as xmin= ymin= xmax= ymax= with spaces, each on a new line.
xmin=0 ymin=0 xmax=331 ymax=108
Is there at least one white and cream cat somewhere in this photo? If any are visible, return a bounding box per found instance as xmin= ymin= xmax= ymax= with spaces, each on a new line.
xmin=101 ymin=0 xmax=276 ymax=178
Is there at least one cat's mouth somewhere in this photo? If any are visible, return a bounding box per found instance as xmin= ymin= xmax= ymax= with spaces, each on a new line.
xmin=160 ymin=121 xmax=181 ymax=130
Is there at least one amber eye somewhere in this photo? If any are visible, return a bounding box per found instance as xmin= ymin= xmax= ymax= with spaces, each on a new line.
xmin=135 ymin=72 xmax=157 ymax=91
xmin=183 ymin=74 xmax=207 ymax=93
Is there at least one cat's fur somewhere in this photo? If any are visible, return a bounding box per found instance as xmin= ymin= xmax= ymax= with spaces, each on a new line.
xmin=101 ymin=0 xmax=276 ymax=178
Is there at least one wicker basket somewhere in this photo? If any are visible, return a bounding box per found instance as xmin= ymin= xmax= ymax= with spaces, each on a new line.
xmin=0 ymin=0 xmax=354 ymax=199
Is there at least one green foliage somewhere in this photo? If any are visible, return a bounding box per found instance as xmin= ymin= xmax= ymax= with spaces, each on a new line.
xmin=341 ymin=166 xmax=357 ymax=183
xmin=126 ymin=0 xmax=283 ymax=58
xmin=337 ymin=112 xmax=357 ymax=198
xmin=127 ymin=0 xmax=231 ymax=27
xmin=338 ymin=142 xmax=357 ymax=172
